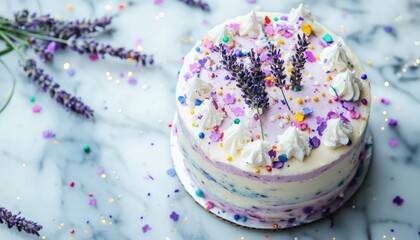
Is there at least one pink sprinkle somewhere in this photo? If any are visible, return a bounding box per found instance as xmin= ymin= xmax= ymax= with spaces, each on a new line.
xmin=98 ymin=167 xmax=105 ymax=174
xmin=206 ymin=202 xmax=214 ymax=209
xmin=32 ymin=105 xmax=42 ymax=113
xmin=69 ymin=182 xmax=75 ymax=187
xmin=203 ymin=39 xmax=213 ymax=49
xmin=228 ymin=23 xmax=240 ymax=33
xmin=88 ymin=53 xmax=99 ymax=61
xmin=349 ymin=110 xmax=360 ymax=119
xmin=153 ymin=0 xmax=162 ymax=5
xmin=264 ymin=24 xmax=275 ymax=37
xmin=128 ymin=78 xmax=138 ymax=85
xmin=232 ymin=107 xmax=244 ymax=116
xmin=388 ymin=138 xmax=398 ymax=148
xmin=380 ymin=98 xmax=390 ymax=105
xmin=88 ymin=198 xmax=97 ymax=206
xmin=305 ymin=51 xmax=317 ymax=62
xmin=46 ymin=42 xmax=56 ymax=54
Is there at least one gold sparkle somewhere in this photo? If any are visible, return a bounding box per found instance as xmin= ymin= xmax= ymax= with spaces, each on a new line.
xmin=137 ymin=45 xmax=144 ymax=51
xmin=107 ymin=76 xmax=113 ymax=81
xmin=117 ymin=108 xmax=123 ymax=113
xmin=101 ymin=173 xmax=107 ymax=178
xmin=159 ymin=12 xmax=165 ymax=18
xmin=383 ymin=111 xmax=387 ymax=115
xmin=383 ymin=235 xmax=387 ymax=239
xmin=100 ymin=219 xmax=106 ymax=224
xmin=127 ymin=71 xmax=134 ymax=77
xmin=381 ymin=126 xmax=385 ymax=131
xmin=165 ymin=237 xmax=171 ymax=240
xmin=41 ymin=236 xmax=46 ymax=240
xmin=385 ymin=118 xmax=389 ymax=122
xmin=115 ymin=79 xmax=121 ymax=85
xmin=22 ymin=163 xmax=27 ymax=167
xmin=195 ymin=223 xmax=201 ymax=228
xmin=240 ymin=237 xmax=245 ymax=240
xmin=384 ymin=81 xmax=390 ymax=87
xmin=105 ymin=72 xmax=111 ymax=77
xmin=63 ymin=63 xmax=71 ymax=70
xmin=67 ymin=4 xmax=74 ymax=11
xmin=16 ymin=196 xmax=20 ymax=201
xmin=108 ymin=197 xmax=114 ymax=203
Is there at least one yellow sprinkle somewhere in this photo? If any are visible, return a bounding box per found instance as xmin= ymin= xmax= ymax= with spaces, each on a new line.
xmin=219 ymin=143 xmax=223 ymax=148
xmin=287 ymin=67 xmax=292 ymax=73
xmin=328 ymin=99 xmax=333 ymax=104
xmin=190 ymin=110 xmax=195 ymax=115
xmin=276 ymin=115 xmax=281 ymax=119
xmin=294 ymin=111 xmax=305 ymax=122
xmin=268 ymin=37 xmax=273 ymax=41
xmin=226 ymin=156 xmax=233 ymax=161
xmin=367 ymin=60 xmax=373 ymax=66
xmin=191 ymin=122 xmax=196 ymax=127
xmin=236 ymin=98 xmax=241 ymax=101
xmin=254 ymin=168 xmax=260 ymax=174
xmin=340 ymin=25 xmax=345 ymax=33
xmin=67 ymin=4 xmax=74 ymax=11
xmin=285 ymin=115 xmax=290 ymax=121
xmin=288 ymin=95 xmax=292 ymax=100
xmin=326 ymin=75 xmax=332 ymax=81
xmin=315 ymin=54 xmax=320 ymax=60
xmin=309 ymin=45 xmax=315 ymax=50
xmin=362 ymin=116 xmax=366 ymax=120
xmin=312 ymin=96 xmax=319 ymax=102
xmin=321 ymin=92 xmax=326 ymax=97
xmin=301 ymin=23 xmax=312 ymax=35
xmin=217 ymin=91 xmax=223 ymax=95
xmin=203 ymin=51 xmax=209 ymax=55
xmin=297 ymin=98 xmax=303 ymax=104
xmin=277 ymin=39 xmax=285 ymax=45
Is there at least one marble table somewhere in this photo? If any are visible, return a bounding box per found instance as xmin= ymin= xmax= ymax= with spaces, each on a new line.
xmin=0 ymin=0 xmax=419 ymax=239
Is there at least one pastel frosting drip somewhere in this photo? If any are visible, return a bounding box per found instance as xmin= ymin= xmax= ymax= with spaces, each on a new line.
xmin=184 ymin=75 xmax=212 ymax=106
xmin=322 ymin=118 xmax=353 ymax=148
xmin=239 ymin=10 xmax=262 ymax=38
xmin=319 ymin=43 xmax=348 ymax=72
xmin=194 ymin=99 xmax=225 ymax=130
xmin=223 ymin=121 xmax=252 ymax=154
xmin=277 ymin=126 xmax=311 ymax=161
xmin=329 ymin=69 xmax=362 ymax=102
xmin=241 ymin=139 xmax=272 ymax=167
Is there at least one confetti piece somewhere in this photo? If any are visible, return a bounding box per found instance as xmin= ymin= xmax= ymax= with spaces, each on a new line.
xmin=388 ymin=138 xmax=398 ymax=148
xmin=42 ymin=130 xmax=55 ymax=139
xmin=388 ymin=119 xmax=398 ymax=126
xmin=141 ymin=224 xmax=152 ymax=233
xmin=32 ymin=105 xmax=42 ymax=113
xmin=88 ymin=198 xmax=97 ymax=206
xmin=392 ymin=196 xmax=404 ymax=206
xmin=67 ymin=68 xmax=75 ymax=76
xmin=380 ymin=98 xmax=390 ymax=105
xmin=166 ymin=168 xmax=176 ymax=177
xmin=169 ymin=211 xmax=180 ymax=222
xmin=88 ymin=53 xmax=99 ymax=61
xmin=128 ymin=78 xmax=138 ymax=85
xmin=305 ymin=51 xmax=316 ymax=62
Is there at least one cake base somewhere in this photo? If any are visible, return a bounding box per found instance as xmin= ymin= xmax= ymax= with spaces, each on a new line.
xmin=170 ymin=115 xmax=373 ymax=230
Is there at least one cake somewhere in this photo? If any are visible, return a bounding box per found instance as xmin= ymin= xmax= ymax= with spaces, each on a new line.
xmin=171 ymin=4 xmax=372 ymax=229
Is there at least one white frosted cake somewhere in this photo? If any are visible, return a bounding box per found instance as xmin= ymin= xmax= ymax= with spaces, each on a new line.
xmin=171 ymin=4 xmax=372 ymax=229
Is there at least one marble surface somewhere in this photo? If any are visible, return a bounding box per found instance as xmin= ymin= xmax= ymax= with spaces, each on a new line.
xmin=0 ymin=0 xmax=419 ymax=239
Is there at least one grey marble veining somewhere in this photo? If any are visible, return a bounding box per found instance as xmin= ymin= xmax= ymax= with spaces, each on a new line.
xmin=0 ymin=0 xmax=419 ymax=239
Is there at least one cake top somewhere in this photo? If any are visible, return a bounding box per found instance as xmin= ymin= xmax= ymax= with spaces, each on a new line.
xmin=176 ymin=4 xmax=371 ymax=174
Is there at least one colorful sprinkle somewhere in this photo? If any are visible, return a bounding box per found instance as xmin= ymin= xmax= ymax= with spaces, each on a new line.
xmin=388 ymin=138 xmax=398 ymax=148
xmin=388 ymin=119 xmax=398 ymax=126
xmin=32 ymin=105 xmax=42 ymax=113
xmin=294 ymin=111 xmax=305 ymax=122
xmin=83 ymin=145 xmax=91 ymax=153
xmin=222 ymin=36 xmax=229 ymax=43
xmin=234 ymin=118 xmax=240 ymax=124
xmin=360 ymin=74 xmax=367 ymax=80
xmin=166 ymin=168 xmax=176 ymax=177
xmin=195 ymin=189 xmax=204 ymax=197
xmin=392 ymin=196 xmax=404 ymax=206
xmin=169 ymin=211 xmax=180 ymax=222
xmin=195 ymin=99 xmax=202 ymax=106
xmin=233 ymin=214 xmax=240 ymax=221
xmin=278 ymin=154 xmax=288 ymax=163
xmin=198 ymin=132 xmax=205 ymax=139
xmin=322 ymin=33 xmax=333 ymax=43
xmin=178 ymin=96 xmax=185 ymax=104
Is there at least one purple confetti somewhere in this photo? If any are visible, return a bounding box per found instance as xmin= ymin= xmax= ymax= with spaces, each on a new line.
xmin=392 ymin=196 xmax=404 ymax=206
xmin=141 ymin=224 xmax=152 ymax=233
xmin=388 ymin=138 xmax=398 ymax=148
xmin=88 ymin=198 xmax=97 ymax=206
xmin=128 ymin=78 xmax=138 ymax=85
xmin=272 ymin=161 xmax=284 ymax=169
xmin=305 ymin=51 xmax=316 ymax=62
xmin=169 ymin=211 xmax=180 ymax=222
xmin=310 ymin=136 xmax=320 ymax=148
xmin=209 ymin=130 xmax=222 ymax=142
xmin=388 ymin=119 xmax=398 ymax=126
xmin=232 ymin=107 xmax=244 ymax=116
xmin=42 ymin=130 xmax=56 ymax=139
xmin=380 ymin=98 xmax=391 ymax=105
xmin=223 ymin=93 xmax=236 ymax=105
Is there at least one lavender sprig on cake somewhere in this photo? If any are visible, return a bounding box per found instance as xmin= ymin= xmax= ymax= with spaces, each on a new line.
xmin=266 ymin=42 xmax=290 ymax=110
xmin=179 ymin=0 xmax=210 ymax=12
xmin=0 ymin=206 xmax=42 ymax=236
xmin=290 ymin=33 xmax=310 ymax=91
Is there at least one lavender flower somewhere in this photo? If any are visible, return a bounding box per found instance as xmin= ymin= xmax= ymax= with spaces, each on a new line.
xmin=22 ymin=59 xmax=94 ymax=118
xmin=290 ymin=34 xmax=310 ymax=91
xmin=179 ymin=0 xmax=210 ymax=12
xmin=266 ymin=42 xmax=290 ymax=110
xmin=0 ymin=207 xmax=42 ymax=236
xmin=215 ymin=45 xmax=269 ymax=139
xmin=68 ymin=38 xmax=154 ymax=66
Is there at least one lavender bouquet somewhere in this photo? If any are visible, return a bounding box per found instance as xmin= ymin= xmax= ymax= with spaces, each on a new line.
xmin=0 ymin=206 xmax=42 ymax=236
xmin=0 ymin=10 xmax=154 ymax=118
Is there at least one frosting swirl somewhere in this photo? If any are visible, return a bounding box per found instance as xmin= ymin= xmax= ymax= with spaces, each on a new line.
xmin=223 ymin=121 xmax=251 ymax=154
xmin=184 ymin=75 xmax=212 ymax=106
xmin=319 ymin=43 xmax=348 ymax=72
xmin=242 ymin=140 xmax=272 ymax=167
xmin=194 ymin=99 xmax=225 ymax=130
xmin=277 ymin=126 xmax=311 ymax=161
xmin=322 ymin=118 xmax=353 ymax=148
xmin=207 ymin=24 xmax=236 ymax=46
xmin=329 ymin=69 xmax=362 ymax=102
xmin=289 ymin=4 xmax=323 ymax=35
xmin=239 ymin=10 xmax=262 ymax=38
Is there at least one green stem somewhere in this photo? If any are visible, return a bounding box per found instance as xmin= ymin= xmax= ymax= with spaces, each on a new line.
xmin=256 ymin=107 xmax=265 ymax=140
xmin=0 ymin=31 xmax=25 ymax=60
xmin=0 ymin=25 xmax=69 ymax=44
xmin=0 ymin=59 xmax=17 ymax=114
xmin=0 ymin=44 xmax=13 ymax=56
xmin=280 ymin=87 xmax=291 ymax=111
